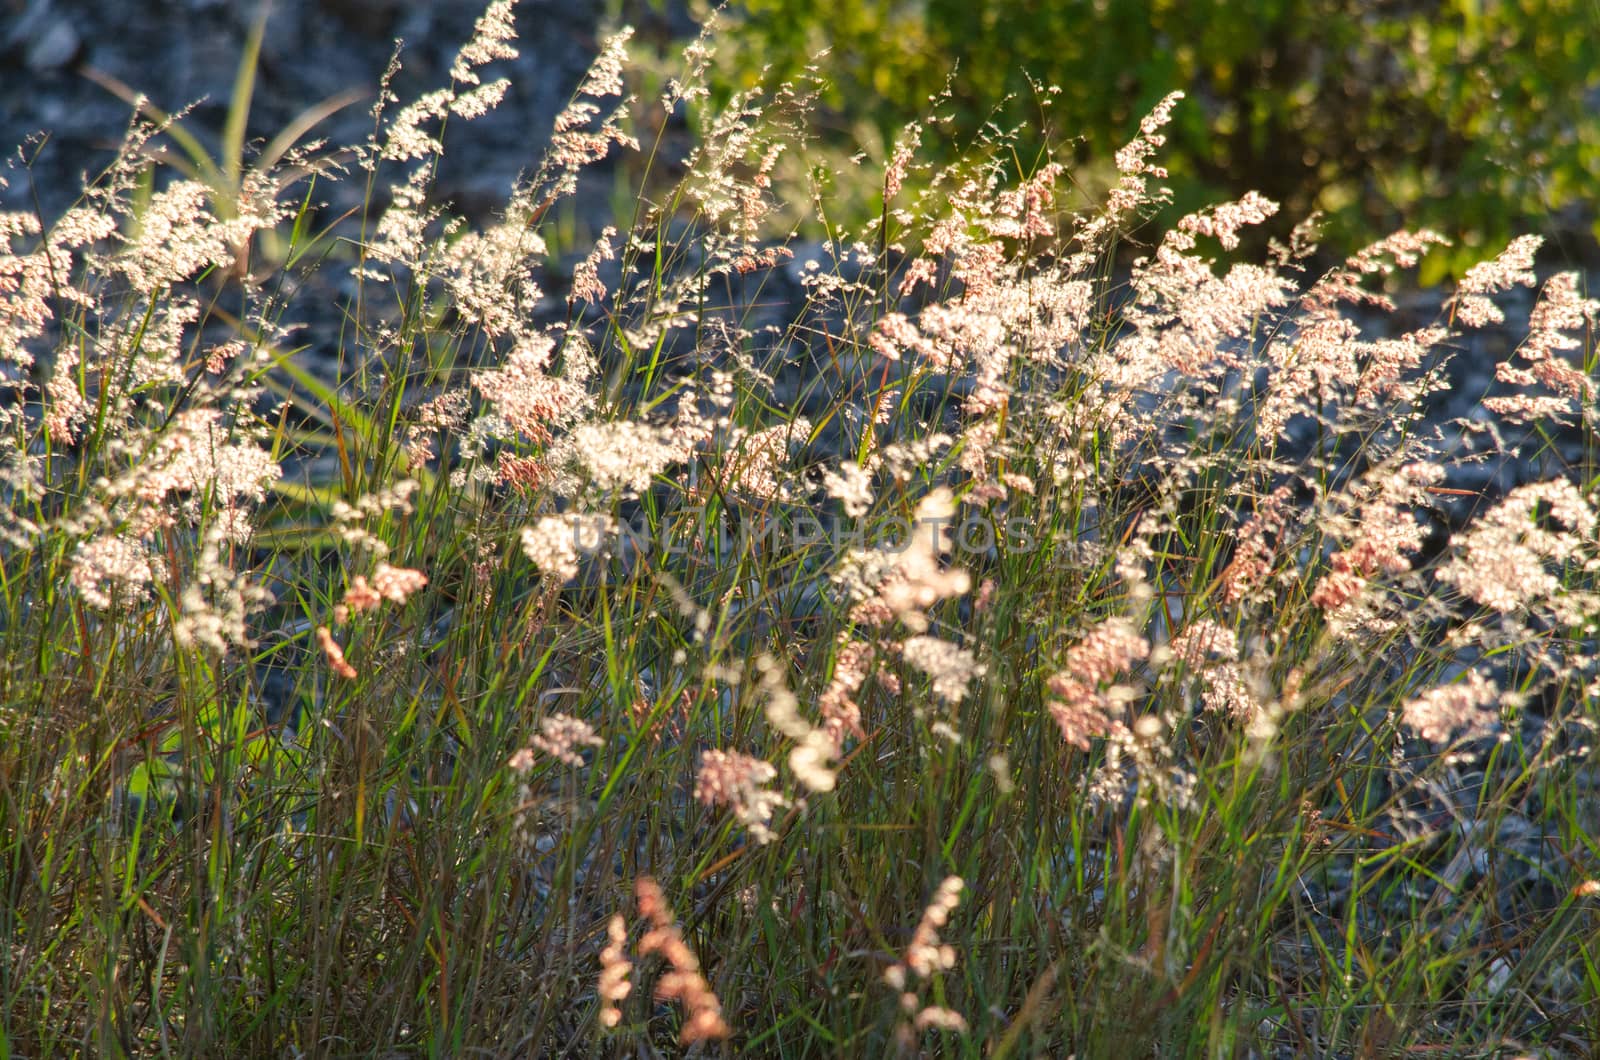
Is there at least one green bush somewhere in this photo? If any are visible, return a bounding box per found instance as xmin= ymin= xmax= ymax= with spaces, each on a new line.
xmin=713 ymin=0 xmax=1600 ymax=278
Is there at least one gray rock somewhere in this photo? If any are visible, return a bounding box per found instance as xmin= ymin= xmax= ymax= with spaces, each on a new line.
xmin=2 ymin=0 xmax=625 ymax=224
xmin=6 ymin=2 xmax=78 ymax=74
xmin=24 ymin=17 xmax=78 ymax=72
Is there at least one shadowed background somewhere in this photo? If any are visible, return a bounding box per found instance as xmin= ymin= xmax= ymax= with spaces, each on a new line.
xmin=5 ymin=0 xmax=1596 ymax=282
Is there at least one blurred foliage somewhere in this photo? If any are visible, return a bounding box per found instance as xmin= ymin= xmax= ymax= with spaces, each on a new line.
xmin=705 ymin=0 xmax=1600 ymax=279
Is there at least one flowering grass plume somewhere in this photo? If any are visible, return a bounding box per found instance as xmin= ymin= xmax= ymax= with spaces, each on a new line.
xmin=633 ymin=877 xmax=730 ymax=1044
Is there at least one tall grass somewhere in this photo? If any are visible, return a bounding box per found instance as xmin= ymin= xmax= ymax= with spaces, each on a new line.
xmin=2 ymin=3 xmax=1598 ymax=1055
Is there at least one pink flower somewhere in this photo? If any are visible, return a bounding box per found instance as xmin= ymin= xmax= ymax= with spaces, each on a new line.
xmin=596 ymin=914 xmax=632 ymax=1028
xmin=520 ymin=713 xmax=603 ymax=768
xmin=694 ymin=749 xmax=787 ymax=843
xmin=1401 ymin=670 xmax=1499 ymax=743
xmin=634 ymin=878 xmax=729 ymax=1044
xmin=316 ymin=626 xmax=358 ymax=680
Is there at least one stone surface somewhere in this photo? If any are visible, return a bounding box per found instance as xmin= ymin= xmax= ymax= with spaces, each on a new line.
xmin=0 ymin=0 xmax=635 ymax=223
xmin=24 ymin=16 xmax=80 ymax=72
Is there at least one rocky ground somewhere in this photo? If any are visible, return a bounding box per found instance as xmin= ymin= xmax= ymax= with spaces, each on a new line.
xmin=0 ymin=0 xmax=699 ymax=226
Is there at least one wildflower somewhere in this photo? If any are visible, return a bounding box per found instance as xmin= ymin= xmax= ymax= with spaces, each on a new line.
xmin=204 ymin=340 xmax=247 ymax=375
xmin=575 ymin=25 xmax=631 ymax=98
xmin=988 ymin=162 xmax=1065 ymax=242
xmin=567 ymin=420 xmax=684 ymax=493
xmin=694 ymin=749 xmax=788 ymax=844
xmin=543 ymin=27 xmax=639 ymax=198
xmin=756 ymin=652 xmax=837 ymax=793
xmin=597 ymin=914 xmax=632 ymax=1028
xmin=902 ymin=876 xmax=963 ymax=979
xmin=449 ymin=79 xmax=511 ymax=121
xmin=634 ymin=877 xmax=730 ymax=1044
xmin=835 ymin=488 xmax=971 ymax=633
xmin=1309 ymin=563 xmax=1366 ymax=612
xmin=1046 ymin=617 xmax=1149 ymax=750
xmin=1482 ymin=272 xmax=1599 ymax=423
xmin=1166 ymin=619 xmax=1240 ymax=669
xmin=115 ymin=181 xmax=230 ymax=292
xmin=381 ymin=560 xmax=426 ymax=599
xmin=474 ymin=334 xmax=590 ymax=442
xmin=405 ymin=390 xmax=472 ymax=466
xmin=631 ymin=689 xmax=688 ymax=744
xmin=1166 ymin=622 xmax=1258 ymax=721
xmin=70 ymin=534 xmax=156 ymax=611
xmin=818 ymin=638 xmax=872 ymax=752
xmin=822 ymin=460 xmax=874 ymax=518
xmin=1073 ymin=91 xmax=1184 ymax=252
xmin=368 ymin=563 xmax=424 ymax=604
xmin=523 ymin=713 xmax=604 ymax=767
xmin=519 ymin=513 xmax=617 ymax=582
xmin=42 ymin=347 xmax=92 ymax=442
xmin=731 ymin=245 xmax=793 ymax=274
xmin=786 ymin=733 xmax=837 ymax=795
xmin=1354 ymin=327 xmax=1450 ymax=405
xmin=380 ymin=1 xmax=520 ymax=165
xmin=1124 ymin=714 xmax=1198 ymax=811
xmin=913 ymin=1007 xmax=969 ymax=1032
xmin=1481 ymin=393 xmax=1578 ymax=424
xmin=107 ymin=408 xmax=281 ymax=512
xmin=869 ymin=312 xmax=932 ymax=362
xmin=433 ymin=207 xmax=547 ymax=338
xmin=1120 ymin=197 xmax=1295 ymax=378
xmin=900 ymin=635 xmax=985 ymax=705
xmin=1523 ymin=272 xmax=1599 ymax=363
xmin=316 ymin=625 xmax=358 ymax=680
xmin=1067 ymin=616 xmax=1150 ymax=685
xmin=1000 ymin=473 xmax=1035 ymax=496
xmin=987 ymin=753 xmax=1014 ymax=795
xmin=1401 ymin=670 xmax=1500 ymax=743
xmin=329 ymin=480 xmax=422 ymax=560
xmin=884 ymin=124 xmax=920 ymax=202
xmin=1257 ymin=229 xmax=1450 ymax=436
xmin=1221 ymin=487 xmax=1293 ymax=606
xmin=715 ymin=420 xmax=811 ymax=501
xmin=173 ymin=528 xmax=273 ymax=654
xmin=334 ymin=563 xmax=429 ymax=622
xmin=897 ymin=256 xmax=940 ymax=298
xmin=1438 ymin=479 xmax=1596 ymax=618
xmin=449 ymin=0 xmax=519 ymax=84
xmin=873 ymin=434 xmax=954 ymax=485
xmin=1199 ymin=663 xmax=1258 ymax=721
xmin=1450 ymin=235 xmax=1541 ymax=327
xmin=884 ymin=877 xmax=968 ymax=1038
xmin=1313 ymin=503 xmax=1425 ymax=607
xmin=661 ymin=17 xmax=717 ymax=109
xmin=1047 ymin=681 xmax=1120 ymax=752
xmin=1176 ymin=190 xmax=1278 ymax=251
xmin=568 ymin=226 xmax=616 ymax=307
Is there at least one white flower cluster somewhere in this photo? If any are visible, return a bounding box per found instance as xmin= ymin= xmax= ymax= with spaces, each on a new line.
xmin=567 ymin=420 xmax=686 ymax=494
xmin=900 ymin=635 xmax=985 ymax=706
xmin=519 ymin=513 xmax=617 ymax=582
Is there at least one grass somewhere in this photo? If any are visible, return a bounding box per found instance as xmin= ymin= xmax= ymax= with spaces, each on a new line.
xmin=2 ymin=4 xmax=1599 ymax=1055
